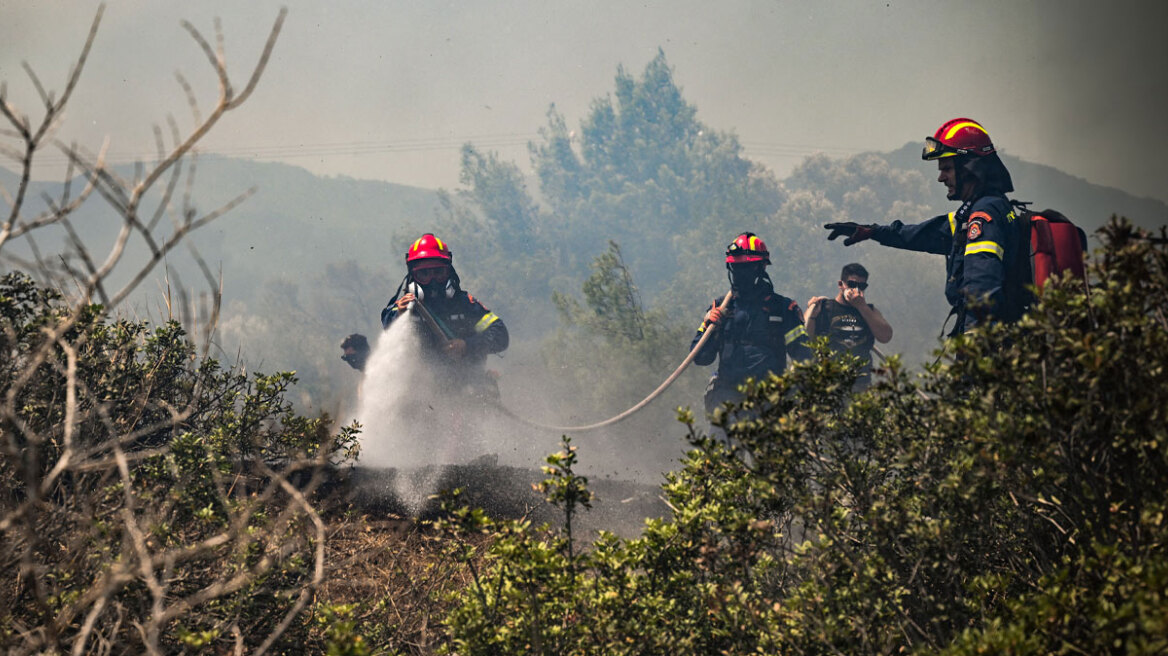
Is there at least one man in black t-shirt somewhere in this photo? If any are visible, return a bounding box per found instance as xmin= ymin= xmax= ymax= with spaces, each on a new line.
xmin=805 ymin=263 xmax=893 ymax=389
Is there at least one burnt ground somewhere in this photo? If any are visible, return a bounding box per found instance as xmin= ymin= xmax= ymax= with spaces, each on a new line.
xmin=320 ymin=458 xmax=670 ymax=539
xmin=298 ymin=461 xmax=673 ymax=652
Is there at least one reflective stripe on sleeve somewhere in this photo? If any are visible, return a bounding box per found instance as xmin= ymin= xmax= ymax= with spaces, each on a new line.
xmin=784 ymin=325 xmax=806 ymax=344
xmin=965 ymin=240 xmax=1005 ymax=259
xmin=948 ymin=211 xmax=957 ymax=234
xmin=474 ymin=312 xmax=500 ymax=332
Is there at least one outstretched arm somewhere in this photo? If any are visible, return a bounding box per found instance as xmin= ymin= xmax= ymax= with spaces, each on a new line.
xmin=826 ymin=213 xmax=955 ymax=255
xmin=872 ymin=213 xmax=956 ymax=255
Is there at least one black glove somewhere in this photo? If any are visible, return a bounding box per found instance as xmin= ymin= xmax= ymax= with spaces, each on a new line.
xmin=340 ymin=333 xmax=370 ymax=371
xmin=824 ymin=222 xmax=878 ymax=246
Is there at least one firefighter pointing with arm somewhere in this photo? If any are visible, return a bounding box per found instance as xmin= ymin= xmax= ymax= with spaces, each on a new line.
xmin=692 ymin=232 xmax=811 ymax=424
xmin=824 ymin=118 xmax=1027 ymax=336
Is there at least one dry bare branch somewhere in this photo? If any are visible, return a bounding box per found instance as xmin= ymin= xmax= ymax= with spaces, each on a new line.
xmin=0 ymin=8 xmax=336 ymax=654
xmin=0 ymin=4 xmax=103 ymax=247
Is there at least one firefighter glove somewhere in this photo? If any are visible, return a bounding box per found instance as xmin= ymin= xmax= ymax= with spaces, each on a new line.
xmin=340 ymin=333 xmax=370 ymax=371
xmin=824 ymin=222 xmax=877 ymax=246
xmin=704 ymin=301 xmax=723 ymax=326
xmin=446 ymin=338 xmax=467 ymax=361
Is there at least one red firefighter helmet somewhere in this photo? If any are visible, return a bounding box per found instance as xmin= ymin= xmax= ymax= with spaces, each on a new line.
xmin=725 ymin=232 xmax=770 ymax=264
xmin=405 ymin=233 xmax=452 ymax=266
xmin=922 ymin=118 xmax=996 ymax=160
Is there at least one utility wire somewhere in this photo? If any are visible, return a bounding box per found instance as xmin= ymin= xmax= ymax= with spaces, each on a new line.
xmin=22 ymin=134 xmax=868 ymax=168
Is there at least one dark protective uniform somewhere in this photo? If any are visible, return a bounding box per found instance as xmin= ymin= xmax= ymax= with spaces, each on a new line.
xmin=691 ymin=287 xmax=811 ymax=414
xmin=381 ymin=290 xmax=509 ymax=398
xmin=872 ymin=193 xmax=1024 ymax=334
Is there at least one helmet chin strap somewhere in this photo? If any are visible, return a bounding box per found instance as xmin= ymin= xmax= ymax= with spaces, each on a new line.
xmin=954 ymin=155 xmax=986 ymax=201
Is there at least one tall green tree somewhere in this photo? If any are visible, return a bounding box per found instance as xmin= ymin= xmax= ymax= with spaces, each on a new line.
xmin=529 ymin=50 xmax=785 ymax=289
xmin=431 ymin=144 xmax=566 ymax=335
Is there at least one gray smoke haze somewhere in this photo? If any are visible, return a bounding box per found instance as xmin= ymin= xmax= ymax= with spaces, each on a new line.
xmin=2 ymin=0 xmax=1166 ymax=201
xmin=4 ymin=0 xmax=1166 ymax=497
xmin=351 ymin=312 xmax=693 ymax=494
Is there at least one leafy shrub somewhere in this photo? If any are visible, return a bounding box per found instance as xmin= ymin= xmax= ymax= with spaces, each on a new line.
xmin=1 ymin=271 xmax=359 ymax=653
xmin=440 ymin=218 xmax=1168 ymax=654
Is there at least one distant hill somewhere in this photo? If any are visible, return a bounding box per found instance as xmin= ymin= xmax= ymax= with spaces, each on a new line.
xmin=4 ymin=148 xmax=1164 ymax=309
xmin=882 ymin=143 xmax=1168 ymax=236
xmin=179 ymin=156 xmax=442 ymax=299
xmin=0 ymin=156 xmax=442 ymax=304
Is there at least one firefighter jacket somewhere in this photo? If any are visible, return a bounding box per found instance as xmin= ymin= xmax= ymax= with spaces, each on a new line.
xmin=690 ymin=288 xmax=811 ymax=393
xmin=871 ymin=193 xmax=1023 ymax=333
xmin=381 ymin=290 xmax=509 ymax=370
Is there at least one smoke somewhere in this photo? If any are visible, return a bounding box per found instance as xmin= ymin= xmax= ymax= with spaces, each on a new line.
xmin=351 ymin=311 xmax=561 ymax=513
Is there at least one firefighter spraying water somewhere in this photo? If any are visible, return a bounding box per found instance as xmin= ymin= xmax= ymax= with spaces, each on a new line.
xmin=381 ymin=234 xmax=510 ymax=398
xmin=341 ymin=234 xmax=512 ymax=512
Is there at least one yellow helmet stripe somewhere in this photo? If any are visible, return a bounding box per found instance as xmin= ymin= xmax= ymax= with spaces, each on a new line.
xmin=435 ymin=237 xmax=445 ymax=251
xmin=748 ymin=236 xmax=758 ymax=251
xmin=474 ymin=312 xmax=499 ymax=332
xmin=411 ymin=238 xmax=422 ymax=252
xmin=965 ymin=240 xmax=1004 ymax=259
xmin=944 ymin=121 xmax=989 ymax=140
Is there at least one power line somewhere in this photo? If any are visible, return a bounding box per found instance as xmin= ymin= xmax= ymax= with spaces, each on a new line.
xmin=20 ymin=133 xmax=868 ymax=167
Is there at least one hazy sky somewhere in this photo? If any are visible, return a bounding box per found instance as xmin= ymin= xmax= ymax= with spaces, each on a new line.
xmin=3 ymin=0 xmax=1166 ymax=203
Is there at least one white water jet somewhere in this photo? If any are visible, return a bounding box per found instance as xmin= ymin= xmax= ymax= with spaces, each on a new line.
xmin=351 ymin=311 xmax=546 ymax=513
xmin=350 ymin=314 xmax=446 ymax=513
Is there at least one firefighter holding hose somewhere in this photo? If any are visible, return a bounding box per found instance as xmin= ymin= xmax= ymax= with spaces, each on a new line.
xmin=692 ymin=232 xmax=811 ymax=418
xmin=341 ymin=233 xmax=508 ymax=401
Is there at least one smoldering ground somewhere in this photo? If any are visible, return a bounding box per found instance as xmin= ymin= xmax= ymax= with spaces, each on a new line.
xmin=345 ymin=311 xmax=683 ymax=527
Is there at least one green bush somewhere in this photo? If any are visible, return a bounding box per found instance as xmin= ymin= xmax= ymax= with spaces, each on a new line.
xmin=440 ymin=217 xmax=1168 ymax=654
xmin=1 ymin=271 xmax=359 ymax=653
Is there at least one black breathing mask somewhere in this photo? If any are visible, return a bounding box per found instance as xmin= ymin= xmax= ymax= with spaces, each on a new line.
xmin=727 ymin=262 xmax=768 ymax=295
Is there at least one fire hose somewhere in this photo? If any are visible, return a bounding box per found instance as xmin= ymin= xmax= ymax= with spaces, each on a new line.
xmin=408 ymin=291 xmax=733 ymax=433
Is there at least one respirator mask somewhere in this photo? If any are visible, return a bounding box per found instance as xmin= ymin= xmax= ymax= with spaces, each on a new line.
xmin=408 ymin=264 xmax=456 ymax=301
xmin=727 ymin=262 xmax=768 ymax=296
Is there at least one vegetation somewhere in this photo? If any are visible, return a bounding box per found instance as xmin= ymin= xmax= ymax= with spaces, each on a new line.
xmin=0 ymin=272 xmax=358 ymax=652
xmin=542 ymin=241 xmax=689 ymax=417
xmin=437 ymin=218 xmax=1168 ymax=655
xmin=0 ymin=9 xmax=364 ymax=653
xmin=5 ymin=7 xmax=1166 ymax=655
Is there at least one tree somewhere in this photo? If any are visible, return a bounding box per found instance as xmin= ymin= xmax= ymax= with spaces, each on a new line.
xmin=528 ymin=50 xmax=784 ymax=288
xmin=543 ymin=241 xmax=689 ymax=417
xmin=431 ymin=144 xmax=562 ymax=335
